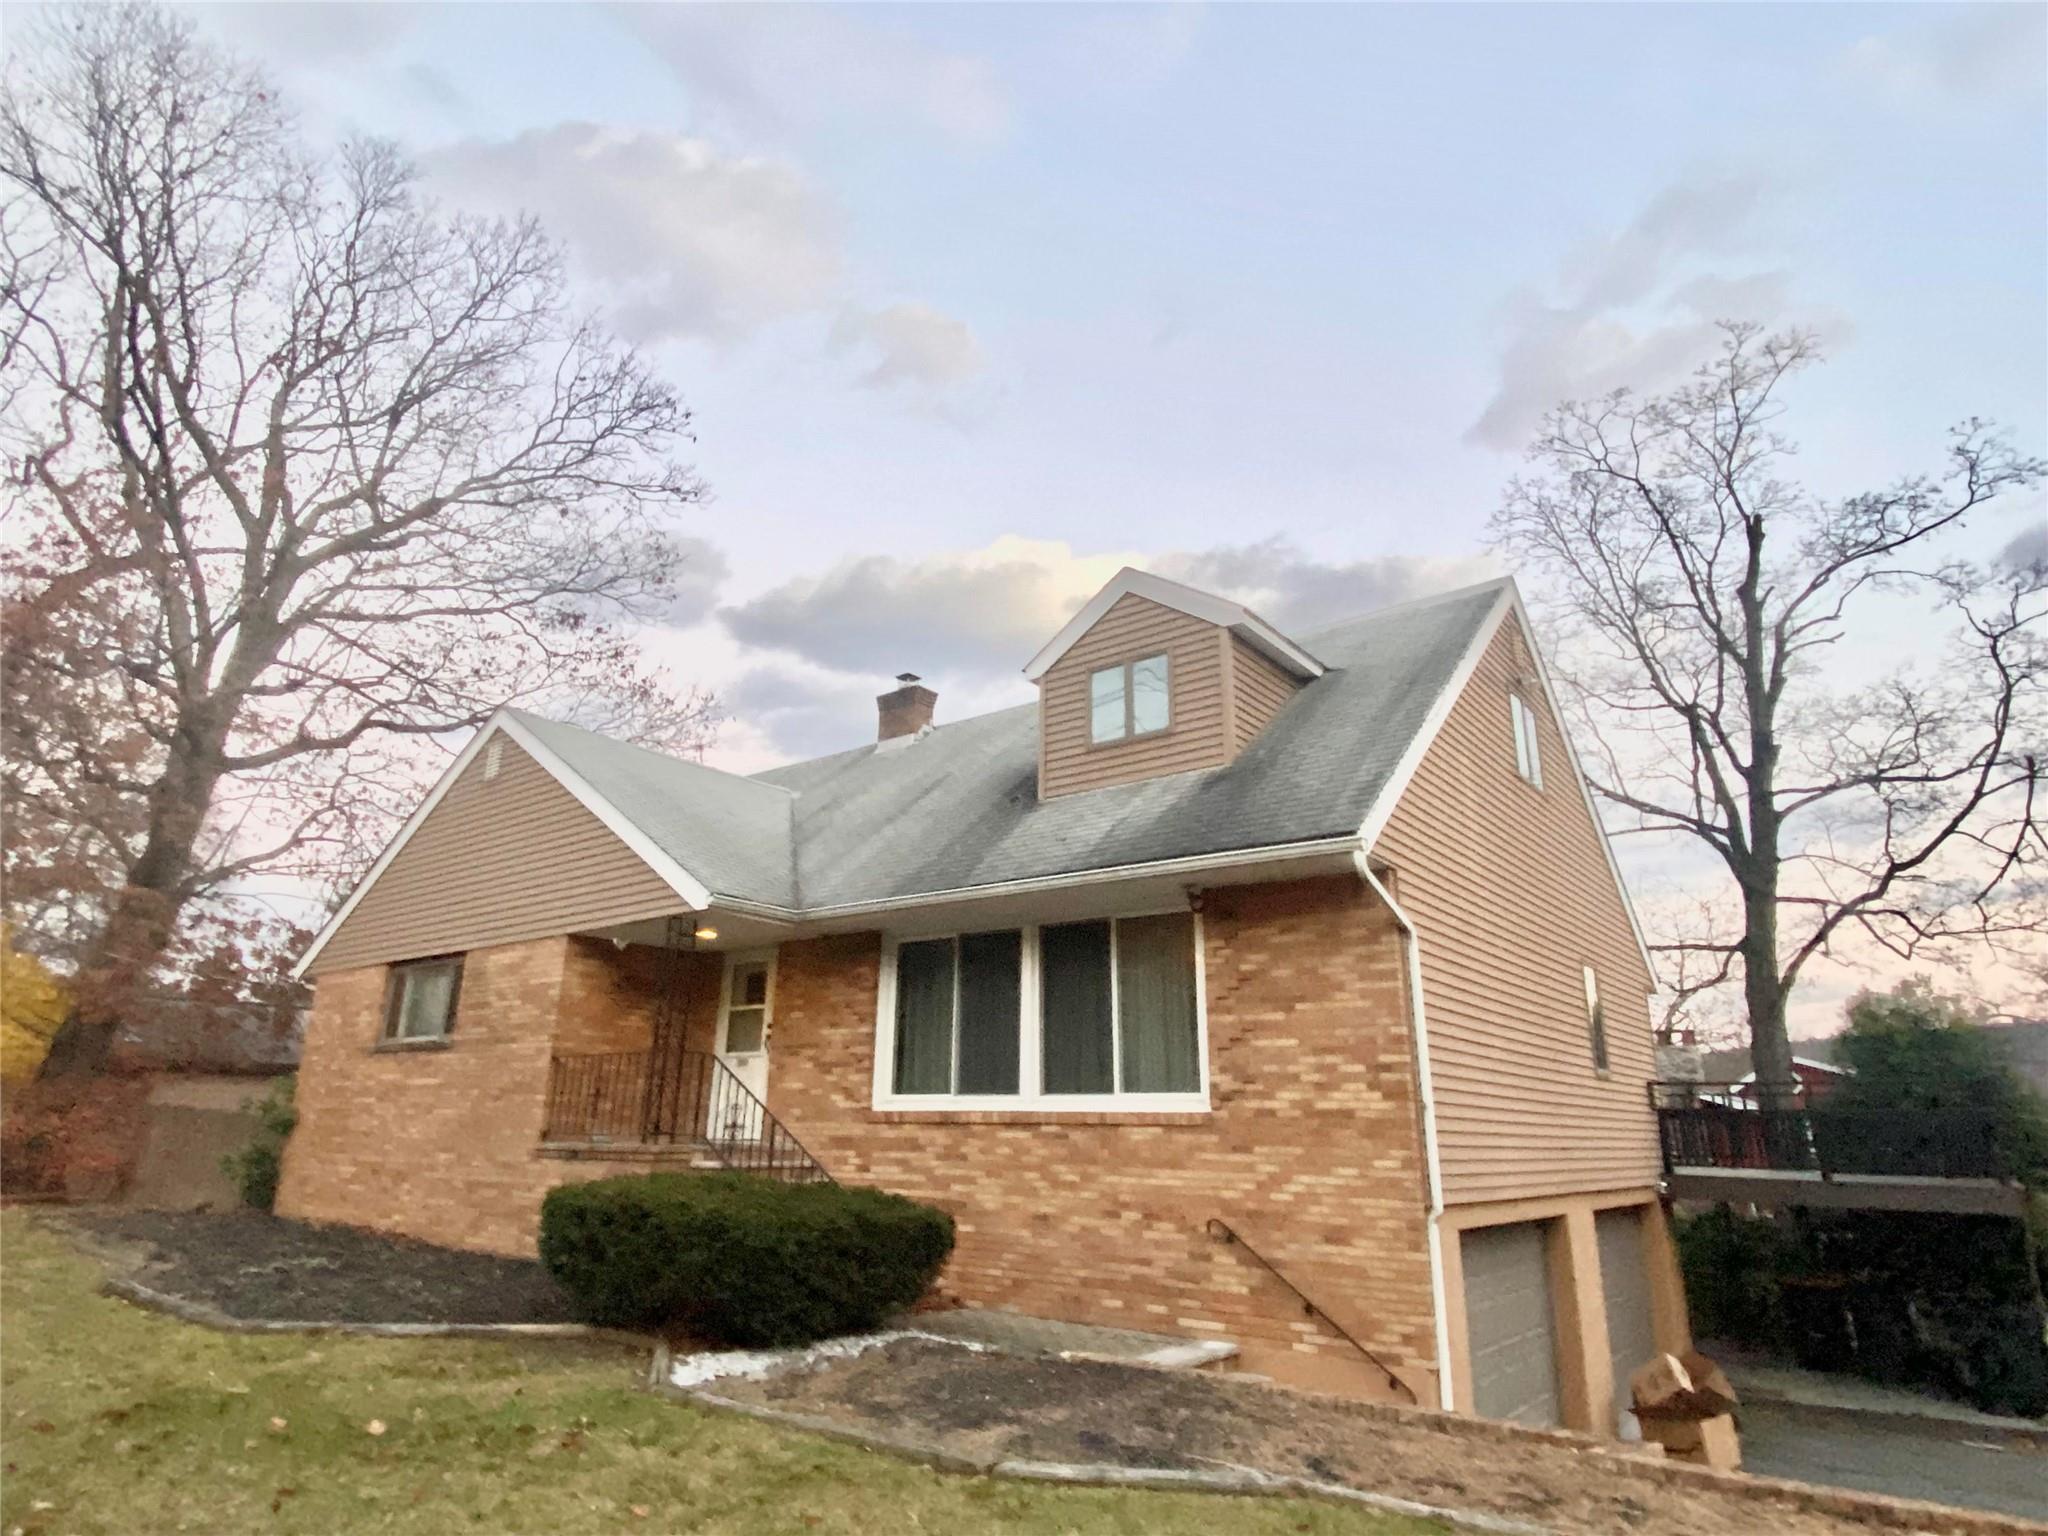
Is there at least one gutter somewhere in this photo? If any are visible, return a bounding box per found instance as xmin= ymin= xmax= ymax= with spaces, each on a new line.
xmin=1353 ymin=849 xmax=1456 ymax=1413
xmin=710 ymin=834 xmax=1363 ymax=926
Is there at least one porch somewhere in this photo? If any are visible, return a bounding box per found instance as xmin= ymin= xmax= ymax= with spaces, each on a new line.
xmin=1650 ymin=1082 xmax=2028 ymax=1218
xmin=542 ymin=915 xmax=828 ymax=1184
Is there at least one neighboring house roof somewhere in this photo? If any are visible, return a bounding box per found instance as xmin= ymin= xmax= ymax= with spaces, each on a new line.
xmin=1022 ymin=568 xmax=1327 ymax=683
xmin=1699 ymin=1043 xmax=1847 ymax=1082
xmin=303 ymin=573 xmax=1646 ymax=972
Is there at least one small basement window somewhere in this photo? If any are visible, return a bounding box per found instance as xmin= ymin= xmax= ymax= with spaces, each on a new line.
xmin=1089 ymin=653 xmax=1171 ymax=744
xmin=1510 ymin=693 xmax=1543 ymax=788
xmin=383 ymin=955 xmax=463 ymax=1043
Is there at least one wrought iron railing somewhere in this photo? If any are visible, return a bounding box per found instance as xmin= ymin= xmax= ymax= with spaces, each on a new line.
xmin=1651 ymin=1082 xmax=2014 ymax=1181
xmin=544 ymin=1047 xmax=831 ymax=1184
xmin=1204 ymin=1217 xmax=1412 ymax=1400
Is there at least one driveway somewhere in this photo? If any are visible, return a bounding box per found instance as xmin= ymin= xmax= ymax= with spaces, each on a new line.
xmin=1738 ymin=1399 xmax=2048 ymax=1522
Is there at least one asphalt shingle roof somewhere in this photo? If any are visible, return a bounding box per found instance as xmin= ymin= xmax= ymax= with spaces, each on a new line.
xmin=510 ymin=578 xmax=1509 ymax=915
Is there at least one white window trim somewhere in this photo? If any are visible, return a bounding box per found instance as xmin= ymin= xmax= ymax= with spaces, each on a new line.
xmin=1510 ymin=692 xmax=1543 ymax=788
xmin=870 ymin=909 xmax=1211 ymax=1113
xmin=1583 ymin=962 xmax=1609 ymax=1073
xmin=1088 ymin=652 xmax=1173 ymax=745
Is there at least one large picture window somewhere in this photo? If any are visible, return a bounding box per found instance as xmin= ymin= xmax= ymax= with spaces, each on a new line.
xmin=878 ymin=913 xmax=1206 ymax=1110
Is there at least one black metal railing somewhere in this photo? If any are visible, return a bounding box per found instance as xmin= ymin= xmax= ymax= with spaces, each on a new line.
xmin=1651 ymin=1081 xmax=2012 ymax=1181
xmin=544 ymin=1047 xmax=831 ymax=1184
xmin=1204 ymin=1217 xmax=1412 ymax=1401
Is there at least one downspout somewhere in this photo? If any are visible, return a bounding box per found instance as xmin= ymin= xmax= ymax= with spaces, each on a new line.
xmin=1354 ymin=849 xmax=1456 ymax=1412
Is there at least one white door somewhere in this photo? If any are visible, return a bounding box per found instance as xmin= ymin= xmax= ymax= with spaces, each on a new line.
xmin=716 ymin=954 xmax=773 ymax=1116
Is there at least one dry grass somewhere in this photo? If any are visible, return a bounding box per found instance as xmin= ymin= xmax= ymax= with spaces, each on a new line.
xmin=0 ymin=1211 xmax=1440 ymax=1535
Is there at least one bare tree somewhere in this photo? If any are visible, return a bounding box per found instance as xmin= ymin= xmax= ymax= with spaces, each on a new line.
xmin=1 ymin=7 xmax=717 ymax=1075
xmin=1494 ymin=324 xmax=2045 ymax=1098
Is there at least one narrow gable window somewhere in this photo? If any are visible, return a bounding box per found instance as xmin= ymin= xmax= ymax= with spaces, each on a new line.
xmin=383 ymin=955 xmax=462 ymax=1043
xmin=1510 ymin=692 xmax=1543 ymax=788
xmin=1089 ymin=654 xmax=1172 ymax=744
xmin=1583 ymin=964 xmax=1609 ymax=1072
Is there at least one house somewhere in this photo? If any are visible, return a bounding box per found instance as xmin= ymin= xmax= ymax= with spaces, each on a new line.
xmin=278 ymin=568 xmax=1692 ymax=1437
xmin=1695 ymin=1047 xmax=1851 ymax=1105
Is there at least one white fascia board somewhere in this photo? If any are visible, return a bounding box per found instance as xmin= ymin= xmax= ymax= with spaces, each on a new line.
xmin=1354 ymin=581 xmax=1660 ymax=988
xmin=291 ymin=710 xmax=710 ymax=979
xmin=1354 ymin=586 xmax=1513 ymax=851
xmin=1023 ymin=568 xmax=1324 ymax=683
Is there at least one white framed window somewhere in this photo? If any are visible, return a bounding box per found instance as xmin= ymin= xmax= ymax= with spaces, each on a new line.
xmin=873 ymin=910 xmax=1209 ymax=1112
xmin=1583 ymin=964 xmax=1609 ymax=1073
xmin=382 ymin=955 xmax=463 ymax=1043
xmin=1510 ymin=693 xmax=1543 ymax=788
xmin=1088 ymin=653 xmax=1172 ymax=744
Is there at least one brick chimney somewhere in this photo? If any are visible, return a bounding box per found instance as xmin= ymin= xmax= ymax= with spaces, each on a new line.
xmin=877 ymin=673 xmax=937 ymax=742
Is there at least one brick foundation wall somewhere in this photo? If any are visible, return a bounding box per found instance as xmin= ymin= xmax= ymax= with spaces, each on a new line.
xmin=768 ymin=876 xmax=1440 ymax=1396
xmin=276 ymin=935 xmax=720 ymax=1254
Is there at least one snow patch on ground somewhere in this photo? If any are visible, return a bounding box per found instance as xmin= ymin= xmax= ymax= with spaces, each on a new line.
xmin=666 ymin=1328 xmax=983 ymax=1389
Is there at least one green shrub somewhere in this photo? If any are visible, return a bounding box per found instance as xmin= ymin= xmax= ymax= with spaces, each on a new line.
xmin=220 ymin=1076 xmax=296 ymax=1210
xmin=538 ymin=1172 xmax=954 ymax=1345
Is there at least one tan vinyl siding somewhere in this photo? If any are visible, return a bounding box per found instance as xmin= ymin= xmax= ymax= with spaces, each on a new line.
xmin=1039 ymin=594 xmax=1231 ymax=798
xmin=1377 ymin=616 xmax=1659 ymax=1206
xmin=1229 ymin=635 xmax=1303 ymax=751
xmin=309 ymin=738 xmax=685 ymax=975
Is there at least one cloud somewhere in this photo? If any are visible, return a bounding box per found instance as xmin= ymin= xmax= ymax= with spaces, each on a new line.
xmin=721 ymin=536 xmax=1128 ymax=678
xmin=1466 ymin=171 xmax=1844 ymax=452
xmin=1156 ymin=540 xmax=1503 ymax=631
xmin=612 ymin=4 xmax=1011 ymax=148
xmin=650 ymin=538 xmax=732 ymax=628
xmin=718 ymin=533 xmax=1503 ymax=729
xmin=1840 ymin=5 xmax=2047 ymax=109
xmin=830 ymin=303 xmax=986 ymax=392
xmin=421 ymin=124 xmax=839 ymax=344
xmin=1997 ymin=516 xmax=2048 ymax=575
xmin=194 ymin=0 xmax=423 ymax=63
xmin=723 ymin=660 xmax=890 ymax=762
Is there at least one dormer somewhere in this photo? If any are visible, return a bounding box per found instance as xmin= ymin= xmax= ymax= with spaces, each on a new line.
xmin=1024 ymin=569 xmax=1324 ymax=800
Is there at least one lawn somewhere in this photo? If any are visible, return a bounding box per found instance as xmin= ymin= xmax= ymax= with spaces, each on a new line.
xmin=0 ymin=1212 xmax=1441 ymax=1535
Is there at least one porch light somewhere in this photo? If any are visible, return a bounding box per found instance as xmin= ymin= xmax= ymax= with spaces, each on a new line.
xmin=693 ymin=925 xmax=719 ymax=942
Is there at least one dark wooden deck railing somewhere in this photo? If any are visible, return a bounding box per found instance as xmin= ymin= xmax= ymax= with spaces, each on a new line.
xmin=1651 ymin=1082 xmax=2012 ymax=1181
xmin=544 ymin=1048 xmax=830 ymax=1183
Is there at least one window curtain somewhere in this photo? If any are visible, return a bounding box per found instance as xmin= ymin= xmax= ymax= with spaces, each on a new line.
xmin=1041 ymin=920 xmax=1114 ymax=1093
xmin=956 ymin=930 xmax=1021 ymax=1094
xmin=893 ymin=939 xmax=955 ymax=1093
xmin=1116 ymin=913 xmax=1199 ymax=1092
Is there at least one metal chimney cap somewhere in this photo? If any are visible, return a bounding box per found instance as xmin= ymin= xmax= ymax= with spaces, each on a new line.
xmin=895 ymin=672 xmax=921 ymax=685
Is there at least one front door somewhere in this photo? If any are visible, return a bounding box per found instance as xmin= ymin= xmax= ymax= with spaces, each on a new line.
xmin=715 ymin=954 xmax=773 ymax=1118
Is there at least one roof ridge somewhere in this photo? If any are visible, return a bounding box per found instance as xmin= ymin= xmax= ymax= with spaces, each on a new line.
xmin=1299 ymin=574 xmax=1511 ymax=643
xmin=505 ymin=706 xmax=799 ymax=798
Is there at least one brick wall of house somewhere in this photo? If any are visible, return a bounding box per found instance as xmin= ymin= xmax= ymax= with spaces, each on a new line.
xmin=276 ymin=934 xmax=720 ymax=1254
xmin=767 ymin=875 xmax=1440 ymax=1397
xmin=280 ymin=877 xmax=1439 ymax=1398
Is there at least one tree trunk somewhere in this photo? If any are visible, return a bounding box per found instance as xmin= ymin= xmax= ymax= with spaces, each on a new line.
xmin=1741 ymin=891 xmax=1798 ymax=1109
xmin=36 ymin=729 xmax=222 ymax=1078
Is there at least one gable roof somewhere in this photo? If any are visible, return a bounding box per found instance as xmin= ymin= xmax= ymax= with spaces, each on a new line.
xmin=304 ymin=574 xmax=1663 ymax=972
xmin=1022 ymin=568 xmax=1326 ymax=683
xmin=762 ymin=578 xmax=1506 ymax=909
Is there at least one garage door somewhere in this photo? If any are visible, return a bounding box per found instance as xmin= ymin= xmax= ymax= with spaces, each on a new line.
xmin=1462 ymin=1221 xmax=1562 ymax=1427
xmin=1597 ymin=1206 xmax=1658 ymax=1431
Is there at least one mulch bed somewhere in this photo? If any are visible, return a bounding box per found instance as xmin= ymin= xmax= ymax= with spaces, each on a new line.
xmin=71 ymin=1209 xmax=578 ymax=1325
xmin=716 ymin=1336 xmax=2031 ymax=1536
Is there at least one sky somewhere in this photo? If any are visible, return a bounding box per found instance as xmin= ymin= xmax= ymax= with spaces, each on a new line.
xmin=177 ymin=1 xmax=2047 ymax=1029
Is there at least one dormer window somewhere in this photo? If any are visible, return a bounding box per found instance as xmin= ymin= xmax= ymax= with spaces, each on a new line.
xmin=1089 ymin=653 xmax=1170 ymax=744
